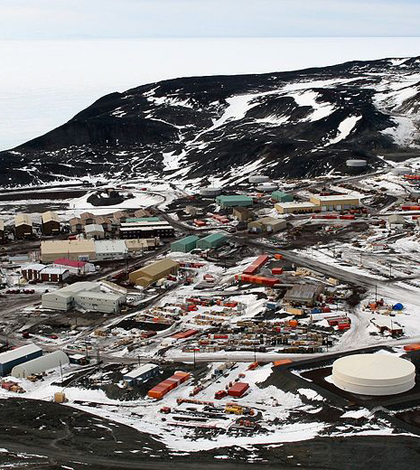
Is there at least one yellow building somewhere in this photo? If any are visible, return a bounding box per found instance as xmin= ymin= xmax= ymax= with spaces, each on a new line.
xmin=309 ymin=194 xmax=360 ymax=211
xmin=129 ymin=258 xmax=179 ymax=287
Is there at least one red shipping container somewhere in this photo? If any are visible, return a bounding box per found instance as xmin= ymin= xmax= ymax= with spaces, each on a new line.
xmin=228 ymin=382 xmax=249 ymax=398
xmin=271 ymin=268 xmax=283 ymax=275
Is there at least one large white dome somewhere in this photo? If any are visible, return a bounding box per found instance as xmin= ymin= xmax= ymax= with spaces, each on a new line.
xmin=332 ymin=354 xmax=415 ymax=396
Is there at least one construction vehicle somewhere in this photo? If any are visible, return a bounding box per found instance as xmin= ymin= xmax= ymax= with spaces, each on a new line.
xmin=225 ymin=403 xmax=254 ymax=416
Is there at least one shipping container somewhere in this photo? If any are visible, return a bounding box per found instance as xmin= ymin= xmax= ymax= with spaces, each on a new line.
xmin=243 ymin=255 xmax=270 ymax=275
xmin=339 ymin=215 xmax=356 ymax=220
xmin=228 ymin=382 xmax=249 ymax=398
xmin=404 ymin=344 xmax=420 ymax=352
xmin=401 ymin=205 xmax=420 ymax=211
xmin=271 ymin=268 xmax=283 ymax=275
xmin=172 ymin=329 xmax=198 ymax=339
xmin=273 ymin=359 xmax=292 ymax=367
xmin=235 ymin=274 xmax=278 ymax=287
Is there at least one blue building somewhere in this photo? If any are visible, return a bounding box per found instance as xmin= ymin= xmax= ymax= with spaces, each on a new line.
xmin=0 ymin=343 xmax=43 ymax=376
xmin=123 ymin=363 xmax=160 ymax=385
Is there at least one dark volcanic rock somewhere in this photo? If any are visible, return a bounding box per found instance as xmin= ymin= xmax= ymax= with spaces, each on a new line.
xmin=1 ymin=56 xmax=420 ymax=187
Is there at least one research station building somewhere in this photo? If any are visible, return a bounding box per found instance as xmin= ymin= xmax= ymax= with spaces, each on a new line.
xmin=196 ymin=232 xmax=228 ymax=250
xmin=171 ymin=235 xmax=200 ymax=253
xmin=216 ymin=195 xmax=253 ymax=208
xmin=309 ymin=194 xmax=360 ymax=212
xmin=41 ymin=211 xmax=61 ymax=236
xmin=248 ymin=217 xmax=287 ymax=234
xmin=12 ymin=351 xmax=69 ymax=379
xmin=41 ymin=240 xmax=96 ymax=263
xmin=42 ymin=281 xmax=125 ymax=313
xmin=15 ymin=214 xmax=33 ymax=239
xmin=129 ymin=258 xmax=180 ymax=287
xmin=0 ymin=344 xmax=43 ymax=376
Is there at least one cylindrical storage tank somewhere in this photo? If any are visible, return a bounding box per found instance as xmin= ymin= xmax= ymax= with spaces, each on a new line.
xmin=249 ymin=175 xmax=270 ymax=184
xmin=392 ymin=166 xmax=411 ymax=175
xmin=256 ymin=183 xmax=279 ymax=192
xmin=346 ymin=159 xmax=367 ymax=168
xmin=332 ymin=354 xmax=415 ymax=396
xmin=200 ymin=187 xmax=222 ymax=197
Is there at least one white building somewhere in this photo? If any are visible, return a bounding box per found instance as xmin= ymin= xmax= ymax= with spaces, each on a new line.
xmin=42 ymin=281 xmax=125 ymax=313
xmin=85 ymin=224 xmax=105 ymax=240
xmin=11 ymin=351 xmax=69 ymax=378
xmin=95 ymin=240 xmax=128 ymax=261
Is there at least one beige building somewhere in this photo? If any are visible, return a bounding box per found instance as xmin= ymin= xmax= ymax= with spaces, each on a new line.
xmin=41 ymin=239 xmax=96 ymax=263
xmin=129 ymin=258 xmax=179 ymax=287
xmin=248 ymin=216 xmax=287 ymax=233
xmin=233 ymin=207 xmax=254 ymax=222
xmin=41 ymin=211 xmax=61 ymax=236
xmin=309 ymin=194 xmax=360 ymax=211
xmin=125 ymin=238 xmax=160 ymax=253
xmin=275 ymin=202 xmax=318 ymax=214
xmin=15 ymin=213 xmax=33 ymax=239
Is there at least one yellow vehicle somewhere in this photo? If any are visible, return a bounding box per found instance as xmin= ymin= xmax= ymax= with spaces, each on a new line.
xmin=225 ymin=404 xmax=244 ymax=415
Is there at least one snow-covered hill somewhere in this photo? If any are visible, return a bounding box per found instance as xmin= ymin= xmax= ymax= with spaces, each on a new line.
xmin=1 ymin=56 xmax=420 ymax=187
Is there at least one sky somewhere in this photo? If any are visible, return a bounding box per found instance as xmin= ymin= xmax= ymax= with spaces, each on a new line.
xmin=1 ymin=0 xmax=420 ymax=39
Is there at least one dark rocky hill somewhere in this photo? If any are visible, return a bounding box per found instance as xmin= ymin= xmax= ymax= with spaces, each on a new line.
xmin=1 ymin=56 xmax=420 ymax=187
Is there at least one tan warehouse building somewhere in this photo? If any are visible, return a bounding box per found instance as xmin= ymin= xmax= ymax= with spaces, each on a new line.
xmin=129 ymin=258 xmax=179 ymax=287
xmin=41 ymin=239 xmax=96 ymax=263
xmin=248 ymin=217 xmax=287 ymax=233
xmin=309 ymin=194 xmax=360 ymax=211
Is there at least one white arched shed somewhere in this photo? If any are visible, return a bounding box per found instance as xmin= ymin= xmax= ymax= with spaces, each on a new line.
xmin=11 ymin=351 xmax=69 ymax=378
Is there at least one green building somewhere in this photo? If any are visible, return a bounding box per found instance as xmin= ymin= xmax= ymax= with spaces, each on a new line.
xmin=171 ymin=235 xmax=200 ymax=253
xmin=196 ymin=232 xmax=228 ymax=250
xmin=125 ymin=217 xmax=161 ymax=223
xmin=271 ymin=191 xmax=293 ymax=203
xmin=216 ymin=195 xmax=253 ymax=208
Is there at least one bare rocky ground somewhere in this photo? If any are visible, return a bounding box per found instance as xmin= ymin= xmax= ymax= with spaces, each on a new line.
xmin=1 ymin=399 xmax=420 ymax=469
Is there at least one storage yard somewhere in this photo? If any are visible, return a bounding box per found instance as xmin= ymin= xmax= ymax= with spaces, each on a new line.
xmin=1 ymin=168 xmax=420 ymax=459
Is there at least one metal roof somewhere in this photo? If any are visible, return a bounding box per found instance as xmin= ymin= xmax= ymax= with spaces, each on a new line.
xmin=41 ymin=211 xmax=60 ymax=224
xmin=172 ymin=235 xmax=199 ymax=246
xmin=199 ymin=232 xmax=227 ymax=243
xmin=22 ymin=263 xmax=46 ymax=271
xmin=85 ymin=224 xmax=105 ymax=233
xmin=41 ymin=239 xmax=96 ymax=254
xmin=134 ymin=258 xmax=179 ymax=278
xmin=15 ymin=213 xmax=32 ymax=227
xmin=311 ymin=194 xmax=360 ymax=202
xmin=124 ymin=363 xmax=159 ymax=379
xmin=12 ymin=351 xmax=69 ymax=378
xmin=95 ymin=240 xmax=127 ymax=254
xmin=0 ymin=343 xmax=42 ymax=365
xmin=217 ymin=195 xmax=253 ymax=202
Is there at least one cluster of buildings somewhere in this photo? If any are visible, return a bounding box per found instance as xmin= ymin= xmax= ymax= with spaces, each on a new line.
xmin=40 ymin=238 xmax=160 ymax=263
xmin=70 ymin=212 xmax=175 ymax=240
xmin=275 ymin=194 xmax=361 ymax=214
xmin=0 ymin=343 xmax=69 ymax=379
xmin=171 ymin=232 xmax=228 ymax=253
